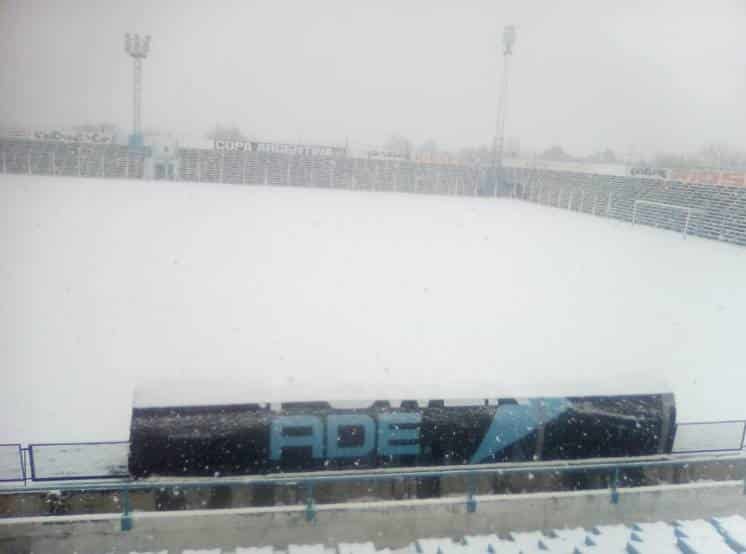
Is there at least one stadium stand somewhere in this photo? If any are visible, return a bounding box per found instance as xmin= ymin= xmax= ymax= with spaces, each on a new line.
xmin=0 ymin=139 xmax=145 ymax=180
xmin=502 ymin=166 xmax=746 ymax=246
xmin=224 ymin=516 xmax=746 ymax=553
xmin=2 ymin=138 xmax=744 ymax=246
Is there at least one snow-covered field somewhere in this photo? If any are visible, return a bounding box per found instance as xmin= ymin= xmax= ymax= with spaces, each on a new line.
xmin=2 ymin=174 xmax=745 ymax=444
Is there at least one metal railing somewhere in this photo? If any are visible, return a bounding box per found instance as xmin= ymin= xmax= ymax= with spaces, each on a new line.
xmin=2 ymin=420 xmax=744 ymax=488
xmin=3 ymin=453 xmax=746 ymax=530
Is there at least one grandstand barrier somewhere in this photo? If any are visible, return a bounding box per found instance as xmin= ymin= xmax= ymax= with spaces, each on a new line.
xmin=27 ymin=442 xmax=129 ymax=481
xmin=3 ymin=453 xmax=746 ymax=529
xmin=0 ymin=444 xmax=24 ymax=483
xmin=0 ymin=420 xmax=741 ymax=488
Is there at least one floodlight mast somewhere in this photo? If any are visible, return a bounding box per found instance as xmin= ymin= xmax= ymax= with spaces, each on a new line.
xmin=492 ymin=25 xmax=516 ymax=196
xmin=124 ymin=33 xmax=151 ymax=143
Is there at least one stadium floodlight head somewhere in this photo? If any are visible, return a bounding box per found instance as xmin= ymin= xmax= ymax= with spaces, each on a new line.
xmin=124 ymin=33 xmax=151 ymax=146
xmin=502 ymin=25 xmax=516 ymax=56
xmin=125 ymin=33 xmax=151 ymax=59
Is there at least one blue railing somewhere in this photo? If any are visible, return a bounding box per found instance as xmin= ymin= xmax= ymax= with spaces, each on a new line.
xmin=3 ymin=453 xmax=746 ymax=531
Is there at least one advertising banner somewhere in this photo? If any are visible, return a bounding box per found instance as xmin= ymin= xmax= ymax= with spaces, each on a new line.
xmin=669 ymin=169 xmax=746 ymax=187
xmin=214 ymin=140 xmax=345 ymax=157
xmin=32 ymin=130 xmax=113 ymax=144
xmin=629 ymin=167 xmax=669 ymax=179
xmin=129 ymin=394 xmax=675 ymax=477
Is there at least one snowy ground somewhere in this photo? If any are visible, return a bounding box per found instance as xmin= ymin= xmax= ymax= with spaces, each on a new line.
xmin=2 ymin=174 xmax=745 ymax=444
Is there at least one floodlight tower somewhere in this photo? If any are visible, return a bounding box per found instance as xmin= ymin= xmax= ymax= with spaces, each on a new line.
xmin=492 ymin=25 xmax=516 ymax=196
xmin=124 ymin=33 xmax=151 ymax=147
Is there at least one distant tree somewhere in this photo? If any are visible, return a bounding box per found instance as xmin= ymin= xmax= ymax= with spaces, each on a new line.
xmin=206 ymin=124 xmax=249 ymax=142
xmin=539 ymin=145 xmax=574 ymax=161
xmin=652 ymin=152 xmax=688 ymax=169
xmin=698 ymin=142 xmax=746 ymax=171
xmin=383 ymin=134 xmax=413 ymax=159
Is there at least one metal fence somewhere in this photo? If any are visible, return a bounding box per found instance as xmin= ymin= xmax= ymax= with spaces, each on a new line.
xmin=0 ymin=140 xmax=145 ymax=179
xmin=2 ymin=421 xmax=744 ymax=489
xmin=3 ymin=452 xmax=746 ymax=530
xmin=0 ymin=421 xmax=744 ymax=528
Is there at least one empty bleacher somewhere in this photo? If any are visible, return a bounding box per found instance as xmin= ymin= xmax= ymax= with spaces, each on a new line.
xmin=0 ymin=139 xmax=145 ymax=180
xmin=10 ymin=516 xmax=745 ymax=553
xmin=503 ymin=166 xmax=746 ymax=246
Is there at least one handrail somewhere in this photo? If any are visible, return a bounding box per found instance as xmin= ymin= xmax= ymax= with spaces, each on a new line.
xmin=3 ymin=451 xmax=744 ymax=495
xmin=2 ymin=451 xmax=745 ymax=531
xmin=5 ymin=419 xmax=745 ymax=488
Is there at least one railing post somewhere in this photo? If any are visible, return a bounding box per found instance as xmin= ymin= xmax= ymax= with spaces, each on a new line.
xmin=21 ymin=447 xmax=28 ymax=486
xmin=610 ymin=467 xmax=620 ymax=505
xmin=466 ymin=473 xmax=478 ymax=513
xmin=121 ymin=488 xmax=133 ymax=531
xmin=305 ymin=482 xmax=316 ymax=522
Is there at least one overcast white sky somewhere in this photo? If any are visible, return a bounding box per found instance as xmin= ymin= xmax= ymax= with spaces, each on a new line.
xmin=1 ymin=0 xmax=744 ymax=156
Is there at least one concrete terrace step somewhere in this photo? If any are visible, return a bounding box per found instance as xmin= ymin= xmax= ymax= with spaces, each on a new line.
xmin=123 ymin=517 xmax=746 ymax=554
